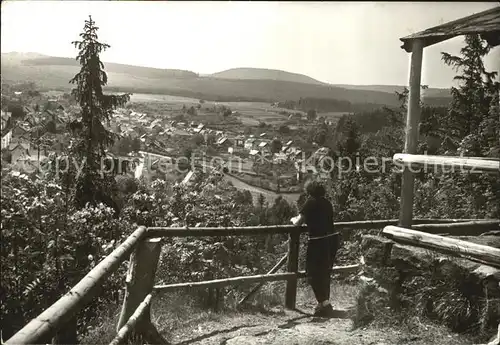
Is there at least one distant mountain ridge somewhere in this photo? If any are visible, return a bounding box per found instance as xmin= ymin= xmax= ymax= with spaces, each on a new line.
xmin=333 ymin=84 xmax=451 ymax=98
xmin=210 ymin=68 xmax=450 ymax=97
xmin=3 ymin=52 xmax=198 ymax=79
xmin=1 ymin=52 xmax=451 ymax=106
xmin=209 ymin=67 xmax=326 ymax=86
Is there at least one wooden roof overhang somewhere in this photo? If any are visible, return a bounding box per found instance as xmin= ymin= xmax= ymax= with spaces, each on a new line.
xmin=400 ymin=6 xmax=500 ymax=52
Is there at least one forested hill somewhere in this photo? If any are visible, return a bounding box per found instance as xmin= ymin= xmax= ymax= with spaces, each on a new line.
xmin=1 ymin=52 xmax=451 ymax=106
xmin=2 ymin=52 xmax=198 ymax=78
xmin=209 ymin=67 xmax=326 ymax=85
xmin=278 ymin=95 xmax=451 ymax=113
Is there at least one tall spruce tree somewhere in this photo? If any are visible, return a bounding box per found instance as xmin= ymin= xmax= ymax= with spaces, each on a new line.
xmin=69 ymin=16 xmax=130 ymax=209
xmin=441 ymin=34 xmax=499 ymax=156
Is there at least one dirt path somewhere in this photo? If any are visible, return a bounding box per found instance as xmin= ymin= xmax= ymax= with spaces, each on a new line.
xmin=161 ymin=283 xmax=471 ymax=345
xmin=164 ymin=304 xmax=468 ymax=345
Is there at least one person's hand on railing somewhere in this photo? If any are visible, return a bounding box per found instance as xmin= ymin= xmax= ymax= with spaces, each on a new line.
xmin=290 ymin=215 xmax=303 ymax=226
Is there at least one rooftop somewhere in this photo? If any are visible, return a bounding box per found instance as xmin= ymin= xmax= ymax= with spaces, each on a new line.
xmin=400 ymin=6 xmax=500 ymax=52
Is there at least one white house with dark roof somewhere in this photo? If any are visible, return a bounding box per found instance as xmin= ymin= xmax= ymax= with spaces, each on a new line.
xmin=193 ymin=124 xmax=205 ymax=133
xmin=1 ymin=130 xmax=12 ymax=149
xmin=258 ymin=141 xmax=269 ymax=149
xmin=1 ymin=111 xmax=12 ymax=132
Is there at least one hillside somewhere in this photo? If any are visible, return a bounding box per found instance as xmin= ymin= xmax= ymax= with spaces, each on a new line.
xmin=209 ymin=67 xmax=326 ymax=85
xmin=1 ymin=52 xmax=451 ymax=106
xmin=334 ymin=84 xmax=451 ymax=98
xmin=2 ymin=52 xmax=198 ymax=79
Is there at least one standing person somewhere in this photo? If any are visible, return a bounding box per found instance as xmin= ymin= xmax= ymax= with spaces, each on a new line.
xmin=290 ymin=180 xmax=340 ymax=317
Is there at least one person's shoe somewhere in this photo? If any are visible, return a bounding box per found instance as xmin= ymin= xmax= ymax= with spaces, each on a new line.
xmin=313 ymin=303 xmax=335 ymax=318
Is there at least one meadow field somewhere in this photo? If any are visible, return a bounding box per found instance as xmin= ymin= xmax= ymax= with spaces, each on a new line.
xmin=129 ymin=93 xmax=303 ymax=127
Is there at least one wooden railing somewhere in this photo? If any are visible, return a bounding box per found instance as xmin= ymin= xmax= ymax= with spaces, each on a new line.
xmin=4 ymin=218 xmax=496 ymax=345
xmin=383 ymin=224 xmax=500 ymax=268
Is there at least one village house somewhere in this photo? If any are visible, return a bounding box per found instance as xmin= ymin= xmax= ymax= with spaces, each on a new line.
xmin=289 ymin=149 xmax=303 ymax=161
xmin=11 ymin=124 xmax=30 ymax=144
xmin=284 ymin=145 xmax=301 ymax=156
xmin=24 ymin=111 xmax=42 ymax=127
xmin=15 ymin=151 xmax=50 ymax=172
xmin=258 ymin=140 xmax=269 ymax=153
xmin=244 ymin=138 xmax=256 ymax=150
xmin=311 ymin=147 xmax=331 ymax=165
xmin=23 ymin=105 xmax=34 ymax=115
xmin=9 ymin=142 xmax=31 ymax=163
xmin=193 ymin=123 xmax=205 ymax=134
xmin=294 ymin=158 xmax=317 ymax=181
xmin=1 ymin=111 xmax=12 ymax=132
xmin=157 ymin=130 xmax=171 ymax=138
xmin=150 ymin=123 xmax=162 ymax=135
xmin=273 ymin=152 xmax=288 ymax=164
xmin=43 ymin=109 xmax=67 ymax=130
xmin=233 ymin=135 xmax=245 ymax=147
xmin=282 ymin=140 xmax=293 ymax=153
xmin=249 ymin=149 xmax=262 ymax=161
xmin=1 ymin=130 xmax=13 ymax=150
xmin=216 ymin=136 xmax=232 ymax=148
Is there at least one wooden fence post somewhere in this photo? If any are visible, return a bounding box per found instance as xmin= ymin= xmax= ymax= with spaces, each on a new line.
xmin=285 ymin=228 xmax=300 ymax=309
xmin=117 ymin=237 xmax=167 ymax=344
xmin=399 ymin=38 xmax=424 ymax=228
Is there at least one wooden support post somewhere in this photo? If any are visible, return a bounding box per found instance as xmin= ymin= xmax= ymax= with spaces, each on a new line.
xmin=110 ymin=295 xmax=152 ymax=345
xmin=285 ymin=228 xmax=300 ymax=309
xmin=117 ymin=237 xmax=166 ymax=344
xmin=238 ymin=253 xmax=288 ymax=306
xmin=399 ymin=39 xmax=424 ymax=228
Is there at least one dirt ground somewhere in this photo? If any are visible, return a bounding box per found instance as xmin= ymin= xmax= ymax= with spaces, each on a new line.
xmin=160 ymin=283 xmax=476 ymax=345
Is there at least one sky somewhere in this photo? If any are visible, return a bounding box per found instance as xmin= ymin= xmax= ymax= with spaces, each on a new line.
xmin=1 ymin=1 xmax=499 ymax=88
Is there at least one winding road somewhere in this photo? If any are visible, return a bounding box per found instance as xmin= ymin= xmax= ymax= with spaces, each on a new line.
xmin=223 ymin=173 xmax=301 ymax=206
xmin=136 ymin=151 xmax=301 ymax=206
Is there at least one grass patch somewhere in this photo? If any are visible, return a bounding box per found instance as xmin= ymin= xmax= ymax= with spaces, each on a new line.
xmin=80 ymin=280 xmax=289 ymax=344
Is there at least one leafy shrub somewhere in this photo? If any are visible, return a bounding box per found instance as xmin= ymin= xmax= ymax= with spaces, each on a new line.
xmin=0 ymin=168 xmax=132 ymax=339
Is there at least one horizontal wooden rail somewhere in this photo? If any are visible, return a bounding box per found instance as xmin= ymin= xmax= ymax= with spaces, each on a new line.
xmin=145 ymin=219 xmax=481 ymax=238
xmin=393 ymin=153 xmax=500 ymax=173
xmin=383 ymin=226 xmax=500 ymax=268
xmin=153 ymin=264 xmax=360 ymax=292
xmin=412 ymin=220 xmax=499 ymax=235
xmin=5 ymin=219 xmax=490 ymax=344
xmin=296 ymin=265 xmax=360 ymax=278
xmin=109 ymin=294 xmax=152 ymax=345
xmin=5 ymin=226 xmax=148 ymax=345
